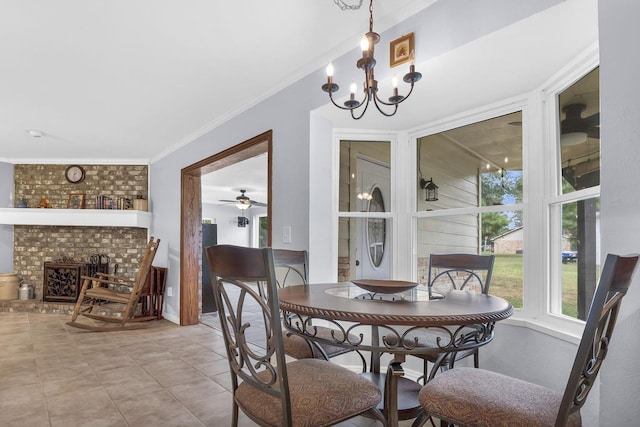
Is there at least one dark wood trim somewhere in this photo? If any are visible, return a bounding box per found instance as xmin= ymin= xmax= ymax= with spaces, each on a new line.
xmin=179 ymin=130 xmax=272 ymax=325
xmin=180 ymin=173 xmax=202 ymax=326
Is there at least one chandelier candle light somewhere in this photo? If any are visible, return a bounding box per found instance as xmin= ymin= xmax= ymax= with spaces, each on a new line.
xmin=322 ymin=0 xmax=422 ymax=119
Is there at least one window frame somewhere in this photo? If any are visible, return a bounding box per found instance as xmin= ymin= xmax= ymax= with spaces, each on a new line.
xmin=333 ymin=131 xmax=401 ymax=281
xmin=409 ymin=100 xmax=527 ymax=307
xmin=542 ymin=50 xmax=601 ymax=334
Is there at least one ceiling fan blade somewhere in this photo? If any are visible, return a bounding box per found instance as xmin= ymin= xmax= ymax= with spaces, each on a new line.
xmin=587 ymin=127 xmax=600 ymax=139
xmin=584 ymin=112 xmax=599 ymax=126
xmin=219 ymin=191 xmax=266 ymax=207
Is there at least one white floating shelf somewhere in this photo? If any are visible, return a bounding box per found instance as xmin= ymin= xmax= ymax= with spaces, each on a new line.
xmin=0 ymin=208 xmax=152 ymax=228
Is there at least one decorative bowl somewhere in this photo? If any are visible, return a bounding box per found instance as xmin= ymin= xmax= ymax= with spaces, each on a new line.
xmin=351 ymin=279 xmax=419 ymax=294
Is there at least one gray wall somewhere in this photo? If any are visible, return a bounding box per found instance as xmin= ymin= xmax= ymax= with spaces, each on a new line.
xmin=598 ymin=0 xmax=640 ymax=425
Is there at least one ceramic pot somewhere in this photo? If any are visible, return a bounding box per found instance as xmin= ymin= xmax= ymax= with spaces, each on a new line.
xmin=0 ymin=273 xmax=19 ymax=300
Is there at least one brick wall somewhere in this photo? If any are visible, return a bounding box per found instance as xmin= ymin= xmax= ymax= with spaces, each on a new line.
xmin=11 ymin=164 xmax=149 ymax=300
xmin=14 ymin=164 xmax=147 ymax=209
xmin=493 ymin=239 xmax=523 ymax=254
xmin=338 ymin=256 xmax=351 ymax=282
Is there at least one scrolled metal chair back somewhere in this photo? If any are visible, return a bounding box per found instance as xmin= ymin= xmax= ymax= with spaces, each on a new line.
xmin=428 ymin=253 xmax=495 ymax=295
xmin=205 ymin=245 xmax=293 ymax=424
xmin=556 ymin=253 xmax=638 ymax=426
xmin=273 ymin=248 xmax=308 ymax=288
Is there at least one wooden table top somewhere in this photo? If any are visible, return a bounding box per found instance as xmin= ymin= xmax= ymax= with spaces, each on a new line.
xmin=278 ymin=283 xmax=513 ymax=327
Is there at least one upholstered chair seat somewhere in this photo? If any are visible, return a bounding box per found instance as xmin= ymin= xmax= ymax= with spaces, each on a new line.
xmin=419 ymin=367 xmax=581 ymax=427
xmin=236 ymin=358 xmax=381 ymax=427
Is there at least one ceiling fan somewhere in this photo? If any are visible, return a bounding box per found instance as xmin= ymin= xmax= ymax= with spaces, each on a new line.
xmin=219 ymin=189 xmax=267 ymax=210
xmin=560 ymin=103 xmax=600 ymax=145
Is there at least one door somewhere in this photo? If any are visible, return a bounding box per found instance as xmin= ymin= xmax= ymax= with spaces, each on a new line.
xmin=355 ymin=157 xmax=391 ymax=279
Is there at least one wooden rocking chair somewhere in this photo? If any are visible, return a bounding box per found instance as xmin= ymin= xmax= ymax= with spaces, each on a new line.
xmin=66 ymin=237 xmax=161 ymax=331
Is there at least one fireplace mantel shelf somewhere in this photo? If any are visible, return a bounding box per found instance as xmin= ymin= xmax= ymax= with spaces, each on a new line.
xmin=0 ymin=208 xmax=151 ymax=228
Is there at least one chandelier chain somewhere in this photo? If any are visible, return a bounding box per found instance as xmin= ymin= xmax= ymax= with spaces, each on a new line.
xmin=369 ymin=0 xmax=374 ymax=32
xmin=333 ymin=0 xmax=364 ymax=11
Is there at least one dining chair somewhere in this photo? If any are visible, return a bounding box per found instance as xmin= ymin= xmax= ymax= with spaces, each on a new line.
xmin=413 ymin=253 xmax=638 ymax=427
xmin=410 ymin=253 xmax=495 ymax=382
xmin=205 ymin=244 xmax=386 ymax=427
xmin=273 ymin=249 xmax=367 ymax=370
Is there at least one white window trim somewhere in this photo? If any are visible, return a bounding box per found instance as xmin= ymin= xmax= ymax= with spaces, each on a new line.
xmin=539 ymin=44 xmax=600 ymax=337
xmin=332 ymin=130 xmax=401 ymax=282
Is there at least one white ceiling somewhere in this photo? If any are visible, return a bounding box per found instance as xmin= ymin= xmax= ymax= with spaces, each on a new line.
xmin=202 ymin=153 xmax=268 ymax=206
xmin=0 ymin=0 xmax=434 ymax=164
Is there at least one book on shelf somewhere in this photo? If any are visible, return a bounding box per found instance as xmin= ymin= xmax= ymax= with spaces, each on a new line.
xmin=94 ymin=195 xmax=133 ymax=210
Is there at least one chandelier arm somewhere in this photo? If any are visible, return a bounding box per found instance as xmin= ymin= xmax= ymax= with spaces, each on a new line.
xmin=373 ymin=81 xmax=417 ymax=107
xmin=328 ymin=85 xmax=372 ymax=111
xmin=328 ymin=90 xmax=362 ymax=111
xmin=327 ymin=91 xmax=353 ymax=110
xmin=403 ymin=82 xmax=416 ymax=99
xmin=375 ymin=91 xmax=403 ymax=107
xmin=351 ymin=96 xmax=372 ymax=120
xmin=372 ymin=94 xmax=399 ymax=117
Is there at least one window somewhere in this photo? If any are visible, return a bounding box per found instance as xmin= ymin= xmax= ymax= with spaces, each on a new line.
xmin=338 ymin=140 xmax=393 ymax=281
xmin=415 ymin=112 xmax=524 ymax=307
xmin=255 ymin=215 xmax=269 ymax=248
xmin=550 ymin=67 xmax=600 ymax=320
xmin=559 ymin=68 xmax=600 ymax=195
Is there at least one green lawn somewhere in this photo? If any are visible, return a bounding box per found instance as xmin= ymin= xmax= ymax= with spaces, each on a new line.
xmin=488 ymin=253 xmax=580 ymax=317
xmin=487 ymin=253 xmax=524 ymax=308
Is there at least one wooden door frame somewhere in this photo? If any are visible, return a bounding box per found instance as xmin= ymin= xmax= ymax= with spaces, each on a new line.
xmin=180 ymin=130 xmax=272 ymax=325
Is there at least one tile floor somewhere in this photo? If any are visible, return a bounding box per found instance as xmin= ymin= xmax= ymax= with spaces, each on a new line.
xmin=0 ymin=312 xmax=417 ymax=427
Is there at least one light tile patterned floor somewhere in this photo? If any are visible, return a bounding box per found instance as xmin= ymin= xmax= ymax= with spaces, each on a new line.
xmin=0 ymin=312 xmax=415 ymax=427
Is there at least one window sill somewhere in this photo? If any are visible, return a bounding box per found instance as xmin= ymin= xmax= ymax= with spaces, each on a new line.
xmin=501 ymin=312 xmax=583 ymax=345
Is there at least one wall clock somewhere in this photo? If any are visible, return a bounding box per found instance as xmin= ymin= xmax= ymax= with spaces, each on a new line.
xmin=65 ymin=165 xmax=85 ymax=184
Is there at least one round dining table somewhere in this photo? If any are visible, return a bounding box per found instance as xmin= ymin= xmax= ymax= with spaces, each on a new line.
xmin=278 ymin=282 xmax=513 ymax=427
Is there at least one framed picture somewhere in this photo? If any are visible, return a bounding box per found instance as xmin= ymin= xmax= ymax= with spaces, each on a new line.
xmin=67 ymin=193 xmax=85 ymax=209
xmin=390 ymin=33 xmax=414 ymax=68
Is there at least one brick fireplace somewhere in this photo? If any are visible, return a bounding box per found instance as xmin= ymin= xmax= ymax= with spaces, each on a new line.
xmin=5 ymin=164 xmax=150 ymax=308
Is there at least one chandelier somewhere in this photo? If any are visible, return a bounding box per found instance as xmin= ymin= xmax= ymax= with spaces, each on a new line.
xmin=322 ymin=0 xmax=422 ymax=119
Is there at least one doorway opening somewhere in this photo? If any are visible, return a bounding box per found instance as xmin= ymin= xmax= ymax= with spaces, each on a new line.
xmin=180 ymin=131 xmax=272 ymax=325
